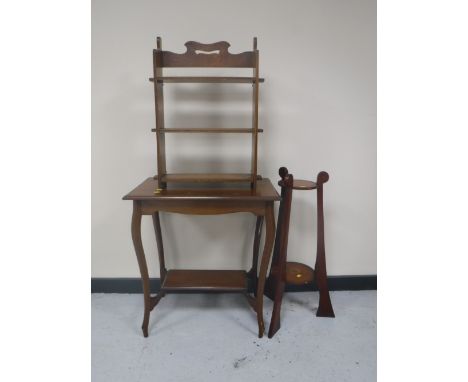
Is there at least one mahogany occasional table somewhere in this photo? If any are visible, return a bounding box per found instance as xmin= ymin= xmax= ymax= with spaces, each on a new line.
xmin=123 ymin=177 xmax=280 ymax=338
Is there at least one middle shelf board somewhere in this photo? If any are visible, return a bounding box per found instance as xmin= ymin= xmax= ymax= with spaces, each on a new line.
xmin=149 ymin=76 xmax=265 ymax=83
xmin=151 ymin=128 xmax=263 ymax=133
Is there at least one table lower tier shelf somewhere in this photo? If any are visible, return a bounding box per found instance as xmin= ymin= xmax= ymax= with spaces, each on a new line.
xmin=161 ymin=269 xmax=249 ymax=293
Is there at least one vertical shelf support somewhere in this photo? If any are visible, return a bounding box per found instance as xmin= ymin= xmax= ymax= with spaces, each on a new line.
xmin=251 ymin=37 xmax=259 ymax=189
xmin=154 ymin=37 xmax=167 ymax=189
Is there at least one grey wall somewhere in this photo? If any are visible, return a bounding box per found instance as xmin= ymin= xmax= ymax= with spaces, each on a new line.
xmin=92 ymin=0 xmax=376 ymax=277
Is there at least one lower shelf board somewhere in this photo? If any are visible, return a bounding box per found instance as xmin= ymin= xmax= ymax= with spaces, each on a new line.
xmin=161 ymin=173 xmax=253 ymax=183
xmin=161 ymin=269 xmax=248 ymax=292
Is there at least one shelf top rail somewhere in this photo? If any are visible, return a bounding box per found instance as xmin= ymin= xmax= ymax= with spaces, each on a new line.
xmin=156 ymin=38 xmax=258 ymax=68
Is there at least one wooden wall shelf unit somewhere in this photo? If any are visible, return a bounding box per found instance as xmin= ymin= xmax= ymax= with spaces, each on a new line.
xmin=152 ymin=37 xmax=263 ymax=189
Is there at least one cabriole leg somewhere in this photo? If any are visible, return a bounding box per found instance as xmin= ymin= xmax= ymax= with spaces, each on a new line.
xmin=152 ymin=212 xmax=167 ymax=290
xmin=247 ymin=215 xmax=264 ymax=297
xmin=256 ymin=203 xmax=275 ymax=338
xmin=131 ymin=201 xmax=152 ymax=337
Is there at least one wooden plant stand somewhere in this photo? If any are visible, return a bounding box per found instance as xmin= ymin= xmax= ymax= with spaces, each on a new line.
xmin=264 ymin=167 xmax=335 ymax=338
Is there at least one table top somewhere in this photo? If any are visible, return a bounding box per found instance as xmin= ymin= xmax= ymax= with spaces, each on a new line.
xmin=123 ymin=177 xmax=281 ymax=202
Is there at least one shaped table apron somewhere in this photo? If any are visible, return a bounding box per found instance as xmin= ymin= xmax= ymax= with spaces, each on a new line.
xmin=136 ymin=199 xmax=271 ymax=216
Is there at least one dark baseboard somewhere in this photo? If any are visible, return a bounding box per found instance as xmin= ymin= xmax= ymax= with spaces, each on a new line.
xmin=91 ymin=275 xmax=376 ymax=293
